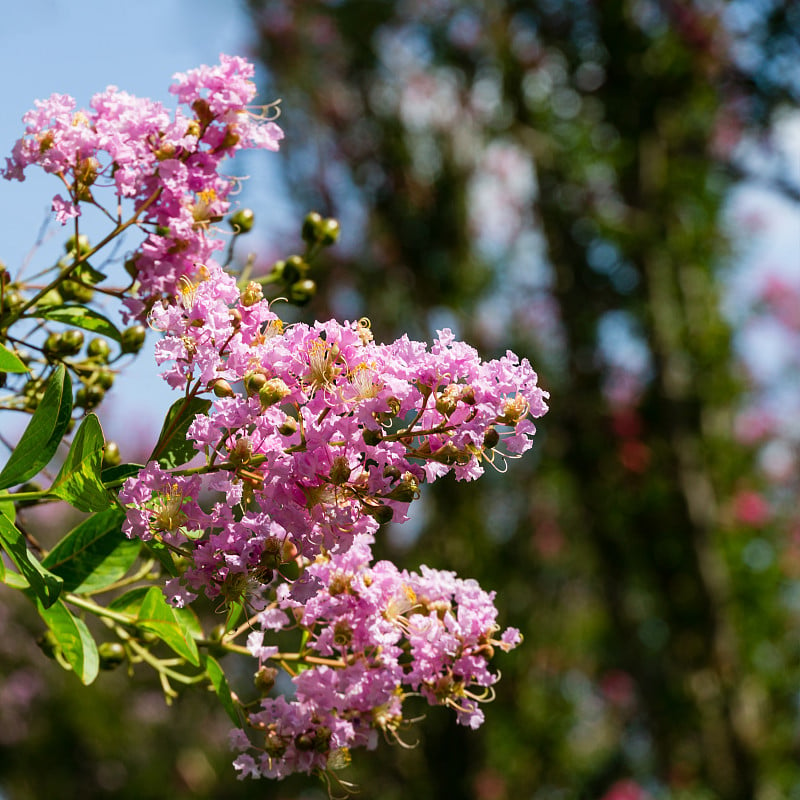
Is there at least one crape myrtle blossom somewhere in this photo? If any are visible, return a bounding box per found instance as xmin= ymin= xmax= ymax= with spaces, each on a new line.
xmin=2 ymin=54 xmax=283 ymax=320
xmin=230 ymin=538 xmax=523 ymax=780
xmin=4 ymin=52 xmax=548 ymax=783
xmin=119 ymin=256 xmax=548 ymax=607
xmin=117 ymin=247 xmax=545 ymax=778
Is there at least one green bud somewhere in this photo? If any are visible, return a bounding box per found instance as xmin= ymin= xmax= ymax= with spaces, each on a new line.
xmin=318 ymin=217 xmax=340 ymax=246
xmin=59 ymin=329 xmax=84 ymax=356
xmin=87 ymin=337 xmax=111 ymax=362
xmin=365 ymin=503 xmax=394 ymax=525
xmin=259 ymin=377 xmax=291 ymax=409
xmin=211 ymin=378 xmax=235 ymax=398
xmin=294 ymin=733 xmax=315 ymax=752
xmin=96 ymin=369 xmax=115 ymax=390
xmin=278 ymin=416 xmax=298 ymax=436
xmin=43 ymin=332 xmax=61 ymax=359
xmin=385 ymin=474 xmax=420 ymax=503
xmin=243 ymin=371 xmax=268 ymax=397
xmin=102 ymin=441 xmax=121 ymax=468
xmin=98 ymin=642 xmax=126 ymax=670
xmin=362 ymin=429 xmax=383 ymax=446
xmin=301 ymin=211 xmax=323 ymax=244
xmin=120 ymin=324 xmax=146 ymax=354
xmin=60 ymin=278 xmax=94 ymax=303
xmin=288 ymin=278 xmax=316 ymax=306
xmin=1 ymin=288 xmax=23 ymax=312
xmin=282 ymin=255 xmax=306 ymax=285
xmin=255 ymin=665 xmax=278 ymax=695
xmin=76 ymin=384 xmax=105 ymax=409
xmin=483 ymin=426 xmax=500 ymax=450
xmin=66 ymin=234 xmax=91 ymax=256
xmin=229 ymin=208 xmax=255 ymax=234
xmin=240 ymin=281 xmax=263 ymax=307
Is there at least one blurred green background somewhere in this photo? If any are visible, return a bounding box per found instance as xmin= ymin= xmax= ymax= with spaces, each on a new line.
xmin=2 ymin=1 xmax=799 ymax=798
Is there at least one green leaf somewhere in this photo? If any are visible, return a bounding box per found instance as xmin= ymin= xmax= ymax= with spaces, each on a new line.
xmin=101 ymin=462 xmax=144 ymax=486
xmin=37 ymin=305 xmax=121 ymax=343
xmin=35 ymin=597 xmax=99 ymax=685
xmin=41 ymin=507 xmax=139 ymax=593
xmin=204 ymin=655 xmax=239 ymax=725
xmin=0 ymin=498 xmax=15 ymax=523
xmin=0 ymin=512 xmax=62 ymax=607
xmin=108 ymin=586 xmax=149 ymax=616
xmin=150 ymin=397 xmax=211 ymax=469
xmin=50 ymin=413 xmax=113 ymax=512
xmin=0 ymin=342 xmax=28 ymax=373
xmin=141 ymin=539 xmax=179 ymax=577
xmin=137 ymin=586 xmax=200 ymax=666
xmin=0 ymin=365 xmax=72 ymax=491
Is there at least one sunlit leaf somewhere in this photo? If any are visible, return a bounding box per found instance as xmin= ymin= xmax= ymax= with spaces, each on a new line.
xmin=0 ymin=512 xmax=62 ymax=607
xmin=137 ymin=586 xmax=200 ymax=666
xmin=0 ymin=365 xmax=72 ymax=491
xmin=0 ymin=342 xmax=28 ymax=373
xmin=149 ymin=397 xmax=211 ymax=468
xmin=35 ymin=597 xmax=99 ymax=685
xmin=42 ymin=507 xmax=139 ymax=593
xmin=37 ymin=305 xmax=121 ymax=343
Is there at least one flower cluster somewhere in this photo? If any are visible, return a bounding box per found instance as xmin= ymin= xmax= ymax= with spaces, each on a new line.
xmin=7 ymin=53 xmax=548 ymax=783
xmin=119 ymin=258 xmax=548 ymax=608
xmin=3 ymin=54 xmax=283 ymax=319
xmin=231 ymin=538 xmax=522 ymax=780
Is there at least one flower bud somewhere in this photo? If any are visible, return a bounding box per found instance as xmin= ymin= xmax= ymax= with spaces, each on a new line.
xmin=496 ymin=394 xmax=529 ymax=426
xmin=318 ymin=218 xmax=340 ymax=246
xmin=313 ymin=726 xmax=332 ymax=753
xmin=98 ymin=642 xmax=127 ymax=670
xmin=431 ymin=441 xmax=460 ymax=465
xmin=363 ymin=429 xmax=383 ymax=446
xmin=435 ymin=384 xmax=461 ymax=417
xmin=483 ymin=426 xmax=500 ymax=449
xmin=120 ymin=324 xmax=146 ymax=354
xmin=301 ymin=211 xmax=323 ymax=243
xmin=65 ymin=234 xmax=91 ymax=256
xmin=365 ymin=503 xmax=394 ymax=524
xmin=383 ymin=464 xmax=401 ymax=481
xmin=229 ymin=208 xmax=255 ymax=234
xmin=96 ymin=369 xmax=115 ymax=390
xmin=1 ymin=288 xmax=23 ymax=312
xmin=294 ymin=733 xmax=315 ymax=752
xmin=244 ymin=371 xmax=267 ymax=397
xmin=329 ymin=456 xmax=351 ymax=486
xmin=385 ymin=473 xmax=420 ymax=503
xmin=240 ymin=281 xmax=263 ymax=307
xmin=282 ymin=255 xmax=306 ymax=285
xmin=102 ymin=441 xmax=121 ymax=468
xmin=211 ymin=378 xmax=235 ymax=398
xmin=254 ymin=665 xmax=278 ymax=695
xmin=278 ymin=416 xmax=298 ymax=436
xmin=289 ymin=279 xmax=316 ymax=306
xmin=258 ymin=377 xmax=291 ymax=409
xmin=76 ymin=384 xmax=105 ymax=410
xmin=229 ymin=437 xmax=253 ymax=466
xmin=87 ymin=337 xmax=111 ymax=362
xmin=43 ymin=332 xmax=61 ymax=359
xmin=60 ymin=329 xmax=85 ymax=356
xmin=229 ymin=308 xmax=242 ymax=329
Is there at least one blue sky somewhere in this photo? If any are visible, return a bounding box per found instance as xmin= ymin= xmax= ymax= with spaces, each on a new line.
xmin=0 ymin=0 xmax=285 ymax=453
